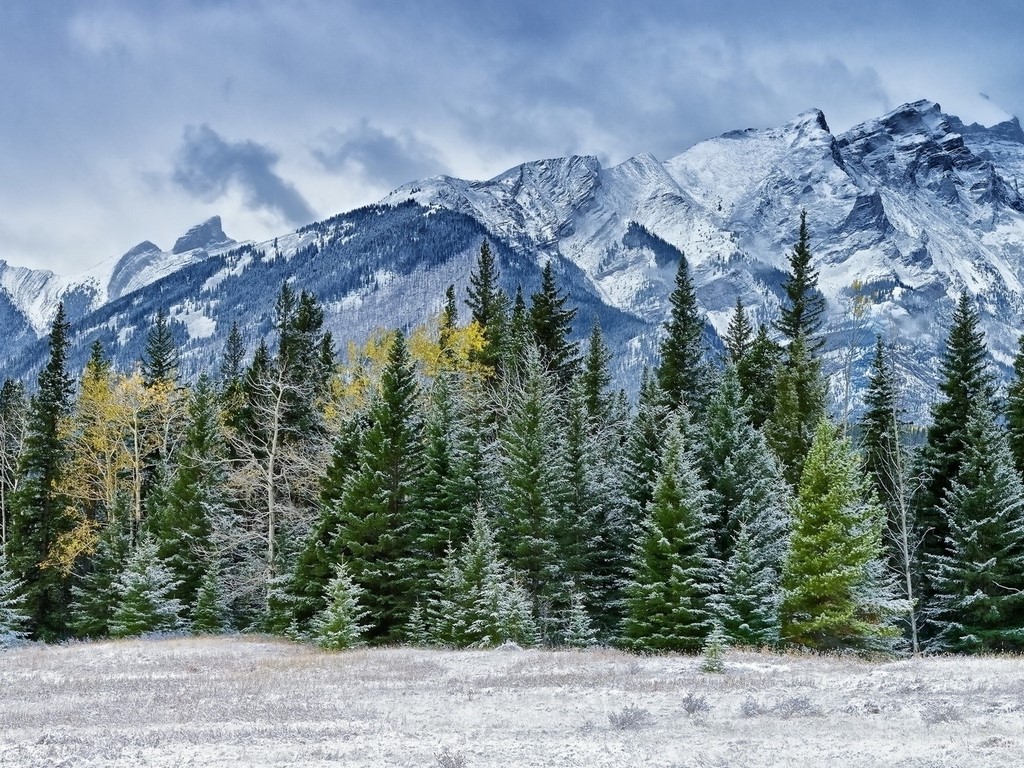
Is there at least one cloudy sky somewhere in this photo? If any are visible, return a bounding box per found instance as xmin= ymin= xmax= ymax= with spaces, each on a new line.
xmin=2 ymin=0 xmax=1021 ymax=276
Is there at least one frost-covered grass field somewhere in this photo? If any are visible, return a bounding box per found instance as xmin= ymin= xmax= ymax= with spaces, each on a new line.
xmin=1 ymin=637 xmax=1022 ymax=767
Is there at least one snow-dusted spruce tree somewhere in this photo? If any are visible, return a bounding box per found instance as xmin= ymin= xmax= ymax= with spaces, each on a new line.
xmin=699 ymin=367 xmax=790 ymax=646
xmin=621 ymin=409 xmax=714 ymax=653
xmin=191 ymin=562 xmax=230 ymax=635
xmin=70 ymin=508 xmax=131 ymax=638
xmin=622 ymin=369 xmax=667 ymax=532
xmin=110 ymin=536 xmax=183 ymax=638
xmin=0 ymin=553 xmax=28 ymax=648
xmin=914 ymin=292 xmax=996 ymax=617
xmin=656 ymin=252 xmax=716 ymax=414
xmin=781 ymin=420 xmax=901 ymax=653
xmin=312 ymin=561 xmax=367 ymax=651
xmin=286 ymin=411 xmax=364 ymax=637
xmin=426 ymin=510 xmax=538 ymax=648
xmin=405 ymin=373 xmax=483 ymax=607
xmin=715 ymin=522 xmax=782 ymax=647
xmin=494 ymin=344 xmax=570 ymax=636
xmin=926 ymin=403 xmax=1024 ymax=653
xmin=859 ymin=336 xmax=920 ymax=653
xmin=333 ymin=330 xmax=425 ymax=643
xmin=148 ymin=374 xmax=230 ymax=624
xmin=561 ymin=590 xmax=599 ymax=648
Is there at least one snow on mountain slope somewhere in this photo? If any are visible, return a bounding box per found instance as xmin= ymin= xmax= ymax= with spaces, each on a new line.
xmin=385 ymin=100 xmax=1024 ymax=416
xmin=0 ymin=260 xmax=101 ymax=335
xmin=4 ymin=101 xmax=1024 ymax=420
xmin=107 ymin=216 xmax=238 ymax=301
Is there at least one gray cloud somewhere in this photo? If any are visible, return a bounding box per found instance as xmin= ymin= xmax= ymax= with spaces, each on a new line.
xmin=172 ymin=124 xmax=315 ymax=225
xmin=312 ymin=121 xmax=447 ymax=187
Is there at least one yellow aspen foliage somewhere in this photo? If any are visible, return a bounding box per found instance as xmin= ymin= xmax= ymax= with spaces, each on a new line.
xmin=61 ymin=366 xmax=134 ymax=519
xmin=41 ymin=508 xmax=99 ymax=576
xmin=328 ymin=316 xmax=490 ymax=419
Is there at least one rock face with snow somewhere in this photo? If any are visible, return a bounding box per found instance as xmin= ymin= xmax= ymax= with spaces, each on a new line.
xmin=107 ymin=218 xmax=237 ymax=301
xmin=2 ymin=101 xmax=1024 ymax=419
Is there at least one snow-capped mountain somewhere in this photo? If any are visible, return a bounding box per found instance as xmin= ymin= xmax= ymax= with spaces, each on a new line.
xmin=2 ymin=100 xmax=1023 ymax=420
xmin=383 ymin=99 xmax=1024 ymax=414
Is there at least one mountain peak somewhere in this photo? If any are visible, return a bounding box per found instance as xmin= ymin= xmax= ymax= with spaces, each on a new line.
xmin=789 ymin=108 xmax=831 ymax=134
xmin=172 ymin=216 xmax=234 ymax=254
xmin=122 ymin=240 xmax=162 ymax=259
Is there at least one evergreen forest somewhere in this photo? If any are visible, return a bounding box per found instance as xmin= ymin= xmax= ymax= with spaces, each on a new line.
xmin=3 ymin=221 xmax=1023 ymax=657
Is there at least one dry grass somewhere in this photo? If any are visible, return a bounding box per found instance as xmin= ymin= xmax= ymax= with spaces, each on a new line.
xmin=1 ymin=636 xmax=1022 ymax=766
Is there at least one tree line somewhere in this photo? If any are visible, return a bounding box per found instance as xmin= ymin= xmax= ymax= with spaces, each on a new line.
xmin=2 ymin=217 xmax=1023 ymax=656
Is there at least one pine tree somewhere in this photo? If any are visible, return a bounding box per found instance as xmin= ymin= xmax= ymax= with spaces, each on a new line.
xmin=334 ymin=331 xmax=424 ymax=642
xmin=192 ymin=562 xmax=229 ymax=635
xmin=504 ymin=286 xmax=532 ymax=372
xmin=926 ymin=404 xmax=1024 ymax=653
xmin=286 ymin=413 xmax=365 ymax=636
xmin=723 ymin=298 xmax=754 ymax=363
xmin=915 ymin=292 xmax=996 ymax=612
xmin=142 ymin=308 xmax=179 ymax=387
xmin=0 ymin=553 xmax=28 ymax=648
xmin=494 ymin=345 xmax=570 ymax=633
xmin=656 ymin=254 xmax=714 ymax=413
xmin=700 ymin=367 xmax=790 ymax=645
xmin=765 ymin=335 xmax=826 ymax=487
xmin=775 ymin=211 xmax=826 ymax=351
xmin=110 ymin=536 xmax=183 ymax=638
xmin=1005 ymin=333 xmax=1024 ymax=476
xmin=312 ymin=561 xmax=368 ymax=651
xmin=561 ymin=590 xmax=599 ymax=648
xmin=700 ymin=620 xmax=729 ymax=673
xmin=439 ymin=285 xmax=459 ymax=355
xmin=714 ymin=522 xmax=781 ymax=647
xmin=700 ymin=366 xmax=790 ymax=565
xmin=579 ymin=321 xmax=613 ymax=425
xmin=70 ymin=508 xmax=131 ymax=638
xmin=425 ymin=511 xmax=538 ymax=648
xmin=466 ymin=240 xmax=508 ymax=371
xmin=781 ymin=420 xmax=899 ymax=652
xmin=7 ymin=303 xmax=76 ymax=640
xmin=859 ymin=337 xmax=920 ymax=650
xmin=220 ymin=320 xmax=246 ymax=415
xmin=621 ymin=411 xmax=714 ymax=652
xmin=148 ymin=375 xmax=228 ymax=619
xmin=622 ymin=370 xmax=667 ymax=531
xmin=860 ymin=338 xmax=905 ymax=514
xmin=736 ymin=325 xmax=781 ymax=430
xmin=529 ymin=261 xmax=579 ymax=387
xmin=405 ymin=374 xmax=481 ymax=602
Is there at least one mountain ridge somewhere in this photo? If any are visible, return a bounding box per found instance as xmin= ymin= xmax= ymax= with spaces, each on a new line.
xmin=3 ymin=100 xmax=1023 ymax=419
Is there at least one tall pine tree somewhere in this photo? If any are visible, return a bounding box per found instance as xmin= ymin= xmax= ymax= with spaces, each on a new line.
xmin=914 ymin=292 xmax=996 ymax=615
xmin=656 ymin=254 xmax=714 ymax=413
xmin=7 ymin=303 xmax=76 ymax=640
xmin=333 ymin=331 xmax=424 ymax=642
xmin=781 ymin=420 xmax=900 ymax=653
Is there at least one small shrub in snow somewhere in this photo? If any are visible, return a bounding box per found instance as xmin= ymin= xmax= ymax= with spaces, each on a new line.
xmin=681 ymin=693 xmax=710 ymax=716
xmin=608 ymin=704 xmax=652 ymax=730
xmin=773 ymin=696 xmax=823 ymax=719
xmin=435 ymin=746 xmax=468 ymax=768
xmin=921 ymin=703 xmax=963 ymax=725
xmin=740 ymin=697 xmax=770 ymax=717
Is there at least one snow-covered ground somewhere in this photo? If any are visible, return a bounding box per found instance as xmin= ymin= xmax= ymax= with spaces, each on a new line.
xmin=1 ymin=637 xmax=1021 ymax=767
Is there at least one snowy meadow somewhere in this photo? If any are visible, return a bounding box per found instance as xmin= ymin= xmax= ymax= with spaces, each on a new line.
xmin=1 ymin=636 xmax=1022 ymax=767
